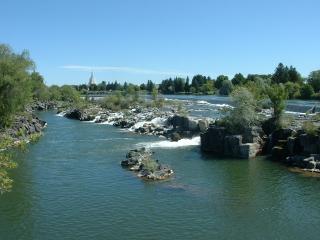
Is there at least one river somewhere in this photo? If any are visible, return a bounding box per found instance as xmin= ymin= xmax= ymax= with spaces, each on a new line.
xmin=1 ymin=97 xmax=320 ymax=240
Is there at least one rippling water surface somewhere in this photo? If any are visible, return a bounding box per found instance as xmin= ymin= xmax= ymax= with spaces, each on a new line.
xmin=1 ymin=97 xmax=320 ymax=240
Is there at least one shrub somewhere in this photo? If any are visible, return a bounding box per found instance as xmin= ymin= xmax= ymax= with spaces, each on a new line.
xmin=220 ymin=87 xmax=259 ymax=134
xmin=100 ymin=90 xmax=143 ymax=111
xmin=141 ymin=157 xmax=159 ymax=173
xmin=302 ymin=121 xmax=319 ymax=136
xmin=0 ymin=137 xmax=17 ymax=194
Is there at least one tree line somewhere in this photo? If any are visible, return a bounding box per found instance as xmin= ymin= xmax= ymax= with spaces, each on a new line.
xmin=79 ymin=63 xmax=320 ymax=100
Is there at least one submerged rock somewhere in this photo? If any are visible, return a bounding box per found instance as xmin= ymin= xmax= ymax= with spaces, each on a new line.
xmin=121 ymin=148 xmax=173 ymax=180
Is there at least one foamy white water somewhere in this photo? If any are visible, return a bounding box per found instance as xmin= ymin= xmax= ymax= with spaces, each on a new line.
xmin=196 ymin=100 xmax=232 ymax=108
xmin=137 ymin=136 xmax=200 ymax=149
xmin=56 ymin=111 xmax=66 ymax=117
xmin=89 ymin=115 xmax=101 ymax=122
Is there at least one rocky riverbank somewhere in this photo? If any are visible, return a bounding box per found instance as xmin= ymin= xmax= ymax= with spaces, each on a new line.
xmin=0 ymin=112 xmax=47 ymax=147
xmin=61 ymin=105 xmax=213 ymax=141
xmin=121 ymin=148 xmax=174 ymax=180
xmin=269 ymin=128 xmax=320 ymax=172
xmin=200 ymin=115 xmax=320 ymax=173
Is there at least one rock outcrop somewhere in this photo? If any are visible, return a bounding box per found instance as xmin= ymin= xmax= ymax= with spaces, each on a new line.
xmin=121 ymin=148 xmax=174 ymax=180
xmin=268 ymin=127 xmax=320 ymax=172
xmin=64 ymin=109 xmax=95 ymax=121
xmin=0 ymin=113 xmax=47 ymax=144
xmin=200 ymin=125 xmax=263 ymax=159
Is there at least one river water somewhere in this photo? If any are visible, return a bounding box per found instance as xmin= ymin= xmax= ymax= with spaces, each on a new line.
xmin=1 ymin=97 xmax=320 ymax=240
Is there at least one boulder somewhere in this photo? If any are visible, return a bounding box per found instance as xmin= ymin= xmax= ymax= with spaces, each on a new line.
xmin=299 ymin=134 xmax=320 ymax=154
xmin=224 ymin=135 xmax=242 ymax=157
xmin=271 ymin=146 xmax=287 ymax=161
xmin=242 ymin=126 xmax=263 ymax=143
xmin=171 ymin=132 xmax=182 ymax=142
xmin=287 ymin=137 xmax=303 ymax=155
xmin=64 ymin=109 xmax=95 ymax=121
xmin=200 ymin=126 xmax=226 ymax=154
xmin=239 ymin=143 xmax=261 ymax=159
xmin=198 ymin=119 xmax=209 ymax=132
xmin=168 ymin=115 xmax=199 ymax=132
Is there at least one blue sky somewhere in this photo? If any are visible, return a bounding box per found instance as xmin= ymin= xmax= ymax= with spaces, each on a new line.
xmin=1 ymin=0 xmax=319 ymax=85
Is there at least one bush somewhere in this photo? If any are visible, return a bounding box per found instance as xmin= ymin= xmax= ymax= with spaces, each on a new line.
xmin=141 ymin=157 xmax=159 ymax=173
xmin=0 ymin=137 xmax=17 ymax=194
xmin=302 ymin=121 xmax=319 ymax=136
xmin=220 ymin=87 xmax=259 ymax=134
xmin=100 ymin=90 xmax=143 ymax=111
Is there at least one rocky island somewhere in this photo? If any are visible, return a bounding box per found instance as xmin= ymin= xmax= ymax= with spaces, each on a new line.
xmin=121 ymin=148 xmax=174 ymax=180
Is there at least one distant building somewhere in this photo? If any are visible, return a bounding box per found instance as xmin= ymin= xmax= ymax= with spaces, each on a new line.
xmin=88 ymin=72 xmax=96 ymax=86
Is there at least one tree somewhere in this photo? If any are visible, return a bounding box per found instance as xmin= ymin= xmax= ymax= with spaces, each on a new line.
xmin=308 ymin=70 xmax=320 ymax=93
xmin=200 ymin=81 xmax=215 ymax=94
xmin=146 ymin=80 xmax=155 ymax=92
xmin=300 ymin=83 xmax=315 ymax=99
xmin=30 ymin=71 xmax=49 ymax=101
xmin=48 ymin=85 xmax=62 ymax=100
xmin=215 ymin=75 xmax=229 ymax=89
xmin=60 ymin=85 xmax=81 ymax=103
xmin=267 ymin=84 xmax=287 ymax=127
xmin=98 ymin=81 xmax=107 ymax=91
xmin=272 ymin=63 xmax=290 ymax=84
xmin=221 ymin=87 xmax=258 ymax=134
xmin=0 ymin=44 xmax=34 ymax=127
xmin=284 ymin=82 xmax=301 ymax=99
xmin=140 ymin=83 xmax=146 ymax=91
xmin=173 ymin=77 xmax=185 ymax=93
xmin=184 ymin=76 xmax=190 ymax=92
xmin=219 ymin=80 xmax=233 ymax=95
xmin=231 ymin=73 xmax=246 ymax=85
xmin=288 ymin=66 xmax=302 ymax=84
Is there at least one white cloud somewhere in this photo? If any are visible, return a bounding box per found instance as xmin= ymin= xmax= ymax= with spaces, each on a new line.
xmin=60 ymin=65 xmax=192 ymax=76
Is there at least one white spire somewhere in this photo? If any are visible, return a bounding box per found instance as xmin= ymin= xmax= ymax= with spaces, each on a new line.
xmin=88 ymin=72 xmax=96 ymax=85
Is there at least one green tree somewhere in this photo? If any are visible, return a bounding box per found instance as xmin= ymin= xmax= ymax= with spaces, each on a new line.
xmin=288 ymin=66 xmax=302 ymax=84
xmin=308 ymin=70 xmax=320 ymax=92
xmin=219 ymin=80 xmax=233 ymax=95
xmin=300 ymin=83 xmax=315 ymax=99
xmin=146 ymin=80 xmax=155 ymax=92
xmin=272 ymin=63 xmax=289 ymax=84
xmin=60 ymin=85 xmax=81 ymax=103
xmin=184 ymin=76 xmax=190 ymax=92
xmin=0 ymin=44 xmax=34 ymax=127
xmin=231 ymin=73 xmax=246 ymax=85
xmin=284 ymin=82 xmax=301 ymax=99
xmin=267 ymin=84 xmax=288 ymax=127
xmin=215 ymin=75 xmax=229 ymax=89
xmin=221 ymin=87 xmax=258 ymax=134
xmin=30 ymin=71 xmax=49 ymax=101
